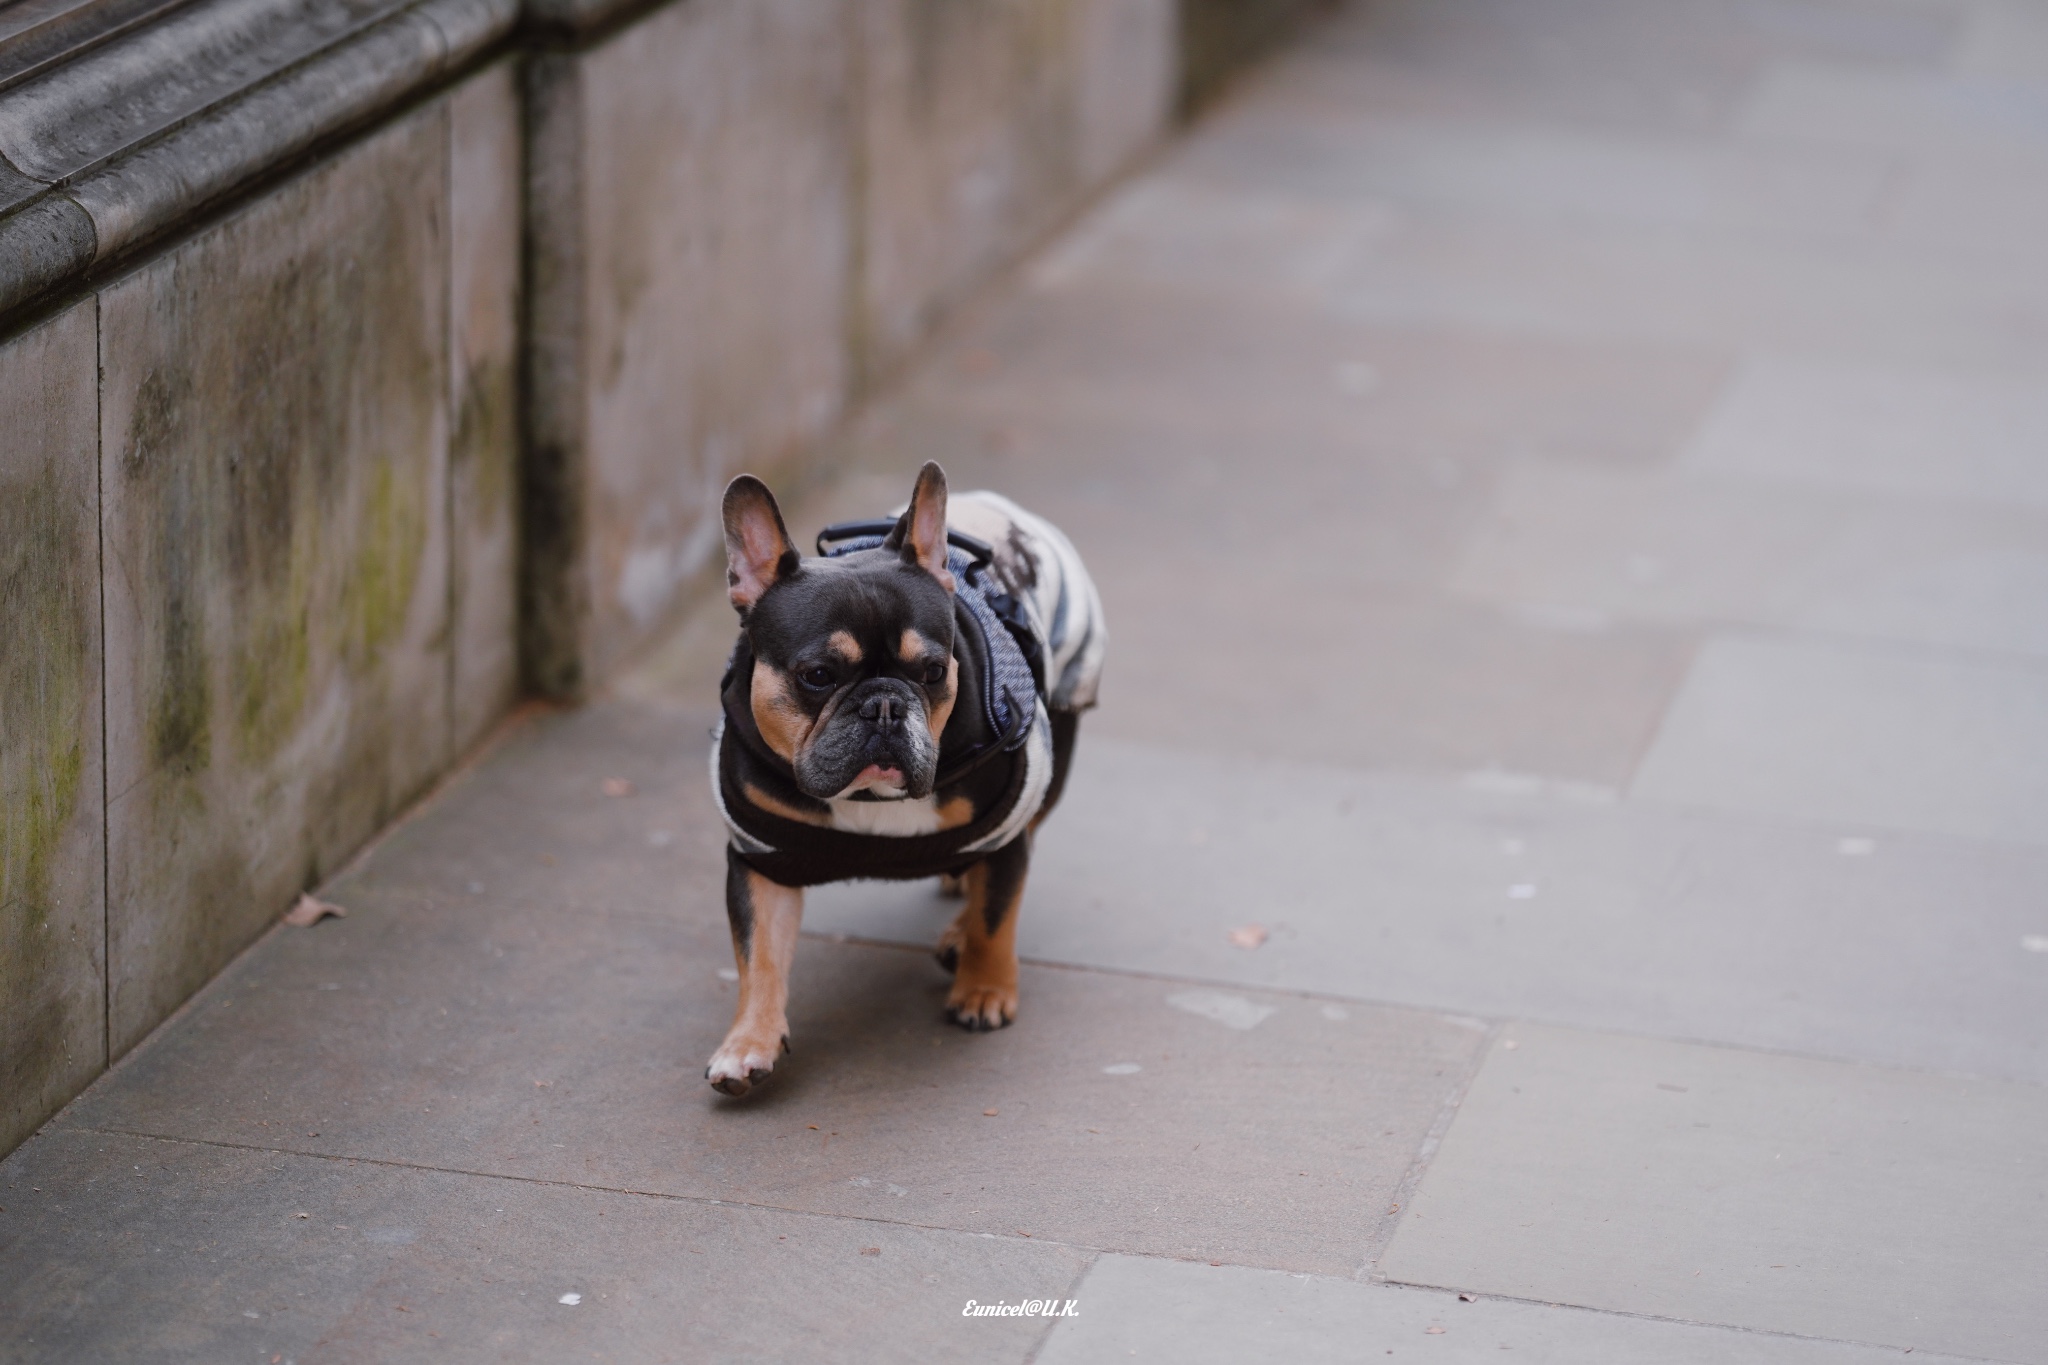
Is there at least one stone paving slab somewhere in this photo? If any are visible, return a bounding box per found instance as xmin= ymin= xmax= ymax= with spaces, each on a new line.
xmin=1878 ymin=146 xmax=2048 ymax=257
xmin=60 ymin=736 xmax=1485 ymax=1275
xmin=1034 ymin=1254 xmax=1986 ymax=1365
xmin=1171 ymin=106 xmax=1895 ymax=236
xmin=1300 ymin=0 xmax=1960 ymax=135
xmin=1448 ymin=460 xmax=2048 ymax=659
xmin=809 ymin=736 xmax=2048 ymax=1084
xmin=1948 ymin=0 xmax=2048 ymax=83
xmin=1378 ymin=1024 xmax=2048 ymax=1363
xmin=961 ymin=282 xmax=1734 ymax=467
xmin=1680 ymin=354 xmax=2048 ymax=509
xmin=1055 ymin=182 xmax=2047 ymax=370
xmin=0 ymin=1128 xmax=1084 ymax=1364
xmin=1632 ymin=633 xmax=2048 ymax=847
xmin=340 ymin=701 xmax=734 ymax=921
xmin=1319 ymin=204 xmax=2048 ymax=369
xmin=1737 ymin=60 xmax=2048 ymax=158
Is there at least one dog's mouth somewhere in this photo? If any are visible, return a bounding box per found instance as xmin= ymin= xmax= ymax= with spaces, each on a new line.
xmin=835 ymin=764 xmax=908 ymax=800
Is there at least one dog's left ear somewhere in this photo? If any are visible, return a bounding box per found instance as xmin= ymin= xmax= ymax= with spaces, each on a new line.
xmin=885 ymin=461 xmax=954 ymax=592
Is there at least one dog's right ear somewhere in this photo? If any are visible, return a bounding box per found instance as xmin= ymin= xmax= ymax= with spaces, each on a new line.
xmin=722 ymin=475 xmax=797 ymax=615
xmin=883 ymin=461 xmax=954 ymax=592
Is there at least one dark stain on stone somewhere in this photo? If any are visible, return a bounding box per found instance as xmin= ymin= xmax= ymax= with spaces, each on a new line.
xmin=453 ymin=355 xmax=515 ymax=530
xmin=106 ymin=113 xmax=450 ymax=1054
xmin=906 ymin=0 xmax=974 ymax=115
xmin=0 ymin=987 xmax=70 ymax=1146
xmin=1 ymin=427 xmax=94 ymax=1151
xmin=0 ymin=460 xmax=90 ymax=916
xmin=127 ymin=365 xmax=214 ymax=779
xmin=521 ymin=436 xmax=586 ymax=699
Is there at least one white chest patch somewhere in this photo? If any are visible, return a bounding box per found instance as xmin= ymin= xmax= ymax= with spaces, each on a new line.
xmin=827 ymin=795 xmax=944 ymax=837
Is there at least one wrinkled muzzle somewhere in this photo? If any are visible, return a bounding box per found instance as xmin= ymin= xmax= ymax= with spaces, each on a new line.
xmin=794 ymin=677 xmax=941 ymax=800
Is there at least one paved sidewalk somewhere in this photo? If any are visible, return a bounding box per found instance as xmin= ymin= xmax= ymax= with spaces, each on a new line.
xmin=7 ymin=0 xmax=2048 ymax=1360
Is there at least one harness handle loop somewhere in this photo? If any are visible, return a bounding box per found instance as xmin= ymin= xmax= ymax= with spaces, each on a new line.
xmin=815 ymin=519 xmax=996 ymax=566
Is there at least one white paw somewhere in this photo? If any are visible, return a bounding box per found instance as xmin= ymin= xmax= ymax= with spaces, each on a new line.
xmin=706 ymin=1027 xmax=789 ymax=1097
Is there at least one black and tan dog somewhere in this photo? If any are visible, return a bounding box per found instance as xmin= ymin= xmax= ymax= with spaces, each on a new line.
xmin=705 ymin=462 xmax=1104 ymax=1095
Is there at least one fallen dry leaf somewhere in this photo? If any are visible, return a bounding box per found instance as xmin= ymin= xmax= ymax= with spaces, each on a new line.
xmin=1226 ymin=924 xmax=1269 ymax=950
xmin=1425 ymin=1326 xmax=1445 ymax=1334
xmin=283 ymin=894 xmax=345 ymax=927
xmin=983 ymin=1108 xmax=999 ymax=1117
xmin=601 ymin=778 xmax=634 ymax=798
xmin=859 ymin=1246 xmax=881 ymax=1257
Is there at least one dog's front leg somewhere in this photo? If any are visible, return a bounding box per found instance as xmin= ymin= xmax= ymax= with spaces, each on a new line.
xmin=945 ymin=835 xmax=1029 ymax=1031
xmin=707 ymin=849 xmax=802 ymax=1096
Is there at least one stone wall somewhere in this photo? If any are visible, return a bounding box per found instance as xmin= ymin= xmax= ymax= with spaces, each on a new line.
xmin=523 ymin=0 xmax=861 ymax=695
xmin=0 ymin=63 xmax=523 ymax=1154
xmin=0 ymin=0 xmax=1301 ymax=1156
xmin=98 ymin=73 xmax=523 ymax=1059
xmin=0 ymin=303 xmax=104 ymax=1156
xmin=522 ymin=0 xmax=1178 ymax=696
xmin=1180 ymin=0 xmax=1332 ymax=113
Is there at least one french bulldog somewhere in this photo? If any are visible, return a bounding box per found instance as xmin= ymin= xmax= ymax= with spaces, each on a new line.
xmin=705 ymin=461 xmax=1104 ymax=1096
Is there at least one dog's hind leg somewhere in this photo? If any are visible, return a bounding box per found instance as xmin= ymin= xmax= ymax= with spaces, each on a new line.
xmin=944 ymin=835 xmax=1029 ymax=1031
xmin=707 ymin=847 xmax=802 ymax=1096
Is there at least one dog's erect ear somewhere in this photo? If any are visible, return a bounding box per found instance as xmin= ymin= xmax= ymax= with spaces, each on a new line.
xmin=884 ymin=461 xmax=953 ymax=592
xmin=723 ymin=475 xmax=798 ymax=614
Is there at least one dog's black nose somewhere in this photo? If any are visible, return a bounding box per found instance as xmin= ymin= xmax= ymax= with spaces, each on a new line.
xmin=859 ymin=693 xmax=902 ymax=729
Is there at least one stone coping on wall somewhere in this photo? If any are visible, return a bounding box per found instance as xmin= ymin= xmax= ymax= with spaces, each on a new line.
xmin=0 ymin=0 xmax=515 ymax=324
xmin=0 ymin=0 xmax=1320 ymax=331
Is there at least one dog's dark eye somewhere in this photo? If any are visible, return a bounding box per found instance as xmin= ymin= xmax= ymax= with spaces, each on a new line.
xmin=798 ymin=666 xmax=835 ymax=691
xmin=922 ymin=661 xmax=947 ymax=686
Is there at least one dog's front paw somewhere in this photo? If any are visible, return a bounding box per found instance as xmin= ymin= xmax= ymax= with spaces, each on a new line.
xmin=705 ymin=1026 xmax=790 ymax=1097
xmin=945 ymin=980 xmax=1017 ymax=1032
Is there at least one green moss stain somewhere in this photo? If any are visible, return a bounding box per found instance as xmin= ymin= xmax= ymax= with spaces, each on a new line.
xmin=94 ymin=112 xmax=454 ymax=1060
xmin=231 ymin=516 xmax=315 ymax=765
xmin=452 ymin=355 xmax=514 ymax=527
xmin=343 ymin=456 xmax=428 ymax=667
xmin=0 ymin=460 xmax=90 ymax=921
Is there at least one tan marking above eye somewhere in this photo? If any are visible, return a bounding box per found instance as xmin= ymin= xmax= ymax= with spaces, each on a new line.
xmin=742 ymin=783 xmax=831 ymax=827
xmin=750 ymin=664 xmax=813 ymax=762
xmin=899 ymin=629 xmax=929 ymax=663
xmin=828 ymin=630 xmax=863 ymax=664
